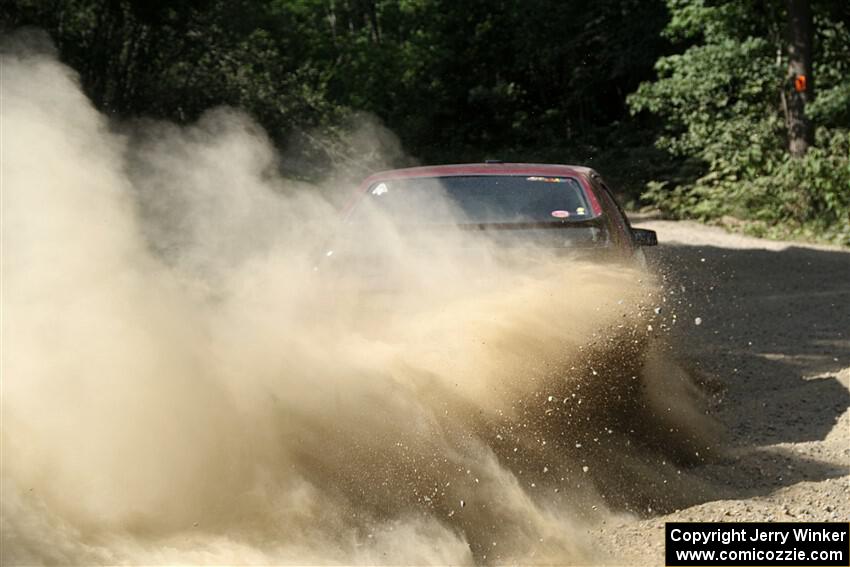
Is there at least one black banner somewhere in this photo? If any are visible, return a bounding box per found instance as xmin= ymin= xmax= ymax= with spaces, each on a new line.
xmin=666 ymin=522 xmax=849 ymax=566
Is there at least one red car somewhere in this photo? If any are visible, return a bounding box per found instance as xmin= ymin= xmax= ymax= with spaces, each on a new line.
xmin=323 ymin=165 xmax=706 ymax=472
xmin=340 ymin=162 xmax=656 ymax=257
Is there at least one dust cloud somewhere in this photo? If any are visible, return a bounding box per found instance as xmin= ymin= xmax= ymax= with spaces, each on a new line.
xmin=1 ymin=40 xmax=719 ymax=565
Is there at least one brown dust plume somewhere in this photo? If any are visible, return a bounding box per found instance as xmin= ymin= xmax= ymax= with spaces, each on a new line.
xmin=1 ymin=41 xmax=719 ymax=565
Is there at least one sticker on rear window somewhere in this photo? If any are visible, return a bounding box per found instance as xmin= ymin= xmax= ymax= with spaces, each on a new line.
xmin=576 ymin=207 xmax=586 ymax=215
xmin=372 ymin=183 xmax=388 ymax=196
xmin=528 ymin=176 xmax=568 ymax=183
xmin=550 ymin=210 xmax=570 ymax=218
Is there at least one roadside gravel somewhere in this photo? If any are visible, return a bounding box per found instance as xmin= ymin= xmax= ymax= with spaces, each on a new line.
xmin=592 ymin=220 xmax=850 ymax=565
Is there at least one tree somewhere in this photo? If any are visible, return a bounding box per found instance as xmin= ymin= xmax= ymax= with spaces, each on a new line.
xmin=628 ymin=0 xmax=850 ymax=243
xmin=783 ymin=0 xmax=814 ymax=156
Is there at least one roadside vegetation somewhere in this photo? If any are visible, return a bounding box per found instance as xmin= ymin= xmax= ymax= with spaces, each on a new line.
xmin=3 ymin=0 xmax=848 ymax=244
xmin=629 ymin=0 xmax=850 ymax=245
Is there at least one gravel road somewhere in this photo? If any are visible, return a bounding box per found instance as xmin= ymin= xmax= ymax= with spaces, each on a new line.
xmin=593 ymin=219 xmax=850 ymax=565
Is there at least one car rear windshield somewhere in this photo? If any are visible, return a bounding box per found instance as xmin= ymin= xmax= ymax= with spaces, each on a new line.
xmin=349 ymin=175 xmax=592 ymax=224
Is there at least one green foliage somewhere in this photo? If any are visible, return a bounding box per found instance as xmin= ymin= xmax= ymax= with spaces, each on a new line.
xmin=644 ymin=128 xmax=850 ymax=244
xmin=630 ymin=0 xmax=850 ymax=245
xmin=630 ymin=36 xmax=782 ymax=161
xmin=2 ymin=0 xmax=669 ymax=178
xmin=4 ymin=0 xmax=848 ymax=244
xmin=809 ymin=17 xmax=850 ymax=128
xmin=2 ymin=0 xmax=345 ymax=175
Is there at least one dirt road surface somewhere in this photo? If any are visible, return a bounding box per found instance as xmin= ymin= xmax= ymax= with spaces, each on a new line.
xmin=592 ymin=219 xmax=850 ymax=564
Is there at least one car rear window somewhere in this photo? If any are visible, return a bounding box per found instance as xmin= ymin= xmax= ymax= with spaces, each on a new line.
xmin=349 ymin=175 xmax=592 ymax=224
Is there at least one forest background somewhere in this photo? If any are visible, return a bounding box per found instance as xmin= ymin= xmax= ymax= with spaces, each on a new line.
xmin=3 ymin=0 xmax=849 ymax=243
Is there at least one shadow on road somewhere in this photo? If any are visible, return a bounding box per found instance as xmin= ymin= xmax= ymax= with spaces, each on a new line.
xmin=641 ymin=241 xmax=850 ymax=511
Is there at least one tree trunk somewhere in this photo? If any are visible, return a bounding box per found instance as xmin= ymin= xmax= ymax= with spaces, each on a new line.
xmin=365 ymin=0 xmax=381 ymax=44
xmin=784 ymin=0 xmax=813 ymax=157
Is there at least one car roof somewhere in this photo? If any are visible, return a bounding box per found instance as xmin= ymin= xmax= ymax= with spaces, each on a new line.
xmin=361 ymin=163 xmax=596 ymax=184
